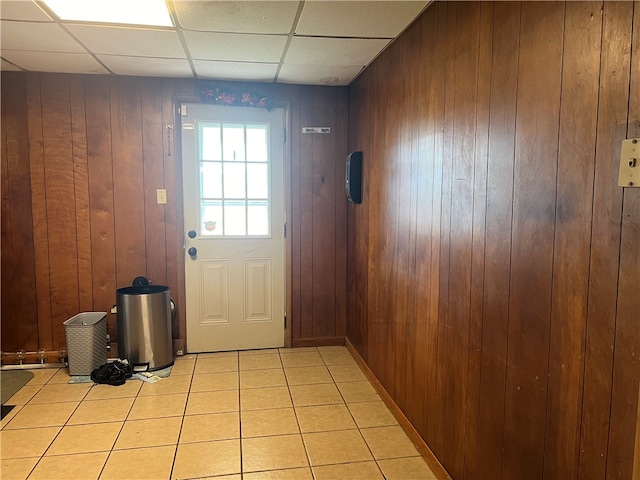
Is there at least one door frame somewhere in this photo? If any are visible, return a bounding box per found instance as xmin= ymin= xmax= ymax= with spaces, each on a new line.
xmin=172 ymin=94 xmax=293 ymax=352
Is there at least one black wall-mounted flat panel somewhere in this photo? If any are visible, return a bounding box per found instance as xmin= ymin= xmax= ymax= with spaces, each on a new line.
xmin=345 ymin=151 xmax=363 ymax=204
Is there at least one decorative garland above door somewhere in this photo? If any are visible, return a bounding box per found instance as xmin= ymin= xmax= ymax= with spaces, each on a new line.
xmin=198 ymin=82 xmax=273 ymax=111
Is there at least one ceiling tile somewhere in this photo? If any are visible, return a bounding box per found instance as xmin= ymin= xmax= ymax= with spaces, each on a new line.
xmin=1 ymin=58 xmax=22 ymax=71
xmin=174 ymin=1 xmax=299 ymax=34
xmin=65 ymin=25 xmax=185 ymax=58
xmin=0 ymin=1 xmax=53 ymax=21
xmin=285 ymin=36 xmax=389 ymax=67
xmin=193 ymin=60 xmax=278 ymax=82
xmin=278 ymin=64 xmax=363 ymax=86
xmin=296 ymin=1 xmax=427 ymax=38
xmin=184 ymin=31 xmax=287 ymax=63
xmin=2 ymin=50 xmax=108 ymax=74
xmin=0 ymin=1 xmax=430 ymax=83
xmin=0 ymin=20 xmax=85 ymax=52
xmin=97 ymin=55 xmax=192 ymax=77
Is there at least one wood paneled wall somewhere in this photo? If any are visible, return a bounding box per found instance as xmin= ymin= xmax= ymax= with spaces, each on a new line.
xmin=346 ymin=2 xmax=640 ymax=479
xmin=1 ymin=73 xmax=347 ymax=356
xmin=290 ymin=86 xmax=349 ymax=346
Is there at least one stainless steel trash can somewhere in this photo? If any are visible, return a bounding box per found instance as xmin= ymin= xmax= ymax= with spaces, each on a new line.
xmin=116 ymin=285 xmax=174 ymax=371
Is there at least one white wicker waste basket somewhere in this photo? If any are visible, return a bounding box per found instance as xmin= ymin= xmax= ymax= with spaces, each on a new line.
xmin=63 ymin=312 xmax=107 ymax=376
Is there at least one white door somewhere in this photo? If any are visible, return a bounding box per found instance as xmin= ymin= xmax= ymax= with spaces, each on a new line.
xmin=181 ymin=104 xmax=285 ymax=352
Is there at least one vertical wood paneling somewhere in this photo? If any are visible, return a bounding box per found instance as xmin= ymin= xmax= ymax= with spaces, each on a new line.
xmin=443 ymin=4 xmax=480 ymax=477
xmin=543 ymin=3 xmax=602 ymax=478
xmin=142 ymin=78 xmax=167 ymax=286
xmin=412 ymin=7 xmax=438 ymax=438
xmin=334 ymin=87 xmax=348 ymax=339
xmin=162 ymin=78 xmax=182 ymax=340
xmin=41 ymin=74 xmax=80 ymax=348
xmin=347 ymin=1 xmax=639 ymax=479
xmin=311 ymin=87 xmax=337 ymax=337
xmin=290 ymin=85 xmax=303 ymax=341
xmin=371 ymin=37 xmax=403 ymax=395
xmin=1 ymin=73 xmax=38 ymax=351
xmin=464 ymin=4 xmax=493 ymax=478
xmin=111 ymin=77 xmax=146 ymax=287
xmin=501 ymin=3 xmax=564 ymax=478
xmin=433 ymin=1 xmax=458 ymax=459
xmin=425 ymin=0 xmax=448 ymax=453
xmin=3 ymin=73 xmax=348 ymax=361
xmin=26 ymin=74 xmax=54 ymax=351
xmin=1 ymin=82 xmax=15 ymax=352
xmin=385 ymin=41 xmax=404 ymax=397
xmin=608 ymin=164 xmax=640 ymax=480
xmin=367 ymin=60 xmax=386 ymax=388
xmin=395 ymin=32 xmax=413 ymax=405
xmin=85 ymin=76 xmax=117 ymax=336
xmin=298 ymin=86 xmax=314 ymax=339
xmin=366 ymin=64 xmax=380 ymax=376
xmin=607 ymin=2 xmax=640 ymax=477
xmin=476 ymin=5 xmax=521 ymax=478
xmin=402 ymin=19 xmax=422 ymax=426
xmin=70 ymin=76 xmax=94 ymax=313
xmin=346 ymin=71 xmax=370 ymax=360
xmin=579 ymin=2 xmax=632 ymax=477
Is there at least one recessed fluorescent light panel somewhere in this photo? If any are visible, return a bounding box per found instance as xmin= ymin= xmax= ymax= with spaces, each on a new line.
xmin=43 ymin=0 xmax=173 ymax=27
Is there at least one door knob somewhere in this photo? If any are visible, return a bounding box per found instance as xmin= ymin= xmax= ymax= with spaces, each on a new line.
xmin=188 ymin=247 xmax=197 ymax=257
xmin=188 ymin=230 xmax=197 ymax=238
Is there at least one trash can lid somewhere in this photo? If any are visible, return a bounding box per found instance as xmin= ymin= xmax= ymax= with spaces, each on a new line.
xmin=117 ymin=285 xmax=169 ymax=295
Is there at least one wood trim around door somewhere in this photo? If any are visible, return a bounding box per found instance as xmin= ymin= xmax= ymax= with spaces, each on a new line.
xmin=282 ymin=102 xmax=293 ymax=348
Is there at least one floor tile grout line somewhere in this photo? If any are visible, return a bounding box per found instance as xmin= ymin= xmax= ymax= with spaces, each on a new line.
xmin=87 ymin=366 xmax=152 ymax=478
xmin=167 ymin=353 xmax=198 ymax=480
xmin=325 ymin=350 xmax=386 ymax=479
xmin=278 ymin=347 xmax=315 ymax=478
xmin=21 ymin=368 xmax=63 ymax=478
xmin=2 ymin=347 xmax=431 ymax=480
xmin=3 ymin=369 xmax=143 ymax=477
xmin=289 ymin=346 xmax=382 ymax=478
xmin=236 ymin=350 xmax=246 ymax=478
xmin=94 ymin=379 xmax=139 ymax=478
xmin=20 ymin=367 xmax=92 ymax=479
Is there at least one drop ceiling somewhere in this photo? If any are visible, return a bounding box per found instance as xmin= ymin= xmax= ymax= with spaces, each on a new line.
xmin=0 ymin=1 xmax=430 ymax=86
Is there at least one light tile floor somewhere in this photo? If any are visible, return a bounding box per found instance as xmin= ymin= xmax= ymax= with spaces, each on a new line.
xmin=0 ymin=346 xmax=436 ymax=480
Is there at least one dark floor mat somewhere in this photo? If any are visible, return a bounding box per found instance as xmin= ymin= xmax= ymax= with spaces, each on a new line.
xmin=1 ymin=369 xmax=35 ymax=404
xmin=1 ymin=405 xmax=15 ymax=420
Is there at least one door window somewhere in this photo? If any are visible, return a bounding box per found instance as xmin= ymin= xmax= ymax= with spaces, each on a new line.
xmin=198 ymin=122 xmax=270 ymax=237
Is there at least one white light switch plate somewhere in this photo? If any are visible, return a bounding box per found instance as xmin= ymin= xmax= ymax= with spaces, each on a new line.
xmin=157 ymin=189 xmax=167 ymax=204
xmin=619 ymin=138 xmax=639 ymax=187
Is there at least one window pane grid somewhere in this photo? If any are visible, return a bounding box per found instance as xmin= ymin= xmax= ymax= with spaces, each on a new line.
xmin=198 ymin=122 xmax=270 ymax=237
